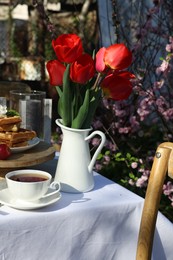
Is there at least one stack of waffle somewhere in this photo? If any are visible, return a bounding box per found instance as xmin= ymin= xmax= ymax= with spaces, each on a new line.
xmin=0 ymin=115 xmax=36 ymax=148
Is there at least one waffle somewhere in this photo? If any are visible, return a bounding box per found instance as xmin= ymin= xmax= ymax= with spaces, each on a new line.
xmin=0 ymin=128 xmax=36 ymax=147
xmin=0 ymin=116 xmax=21 ymax=125
xmin=0 ymin=116 xmax=21 ymax=132
xmin=0 ymin=122 xmax=21 ymax=132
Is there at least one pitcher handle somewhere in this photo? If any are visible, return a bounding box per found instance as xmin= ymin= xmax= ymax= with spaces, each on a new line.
xmin=85 ymin=130 xmax=106 ymax=173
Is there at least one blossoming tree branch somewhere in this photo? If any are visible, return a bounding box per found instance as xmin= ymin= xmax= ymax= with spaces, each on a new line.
xmin=46 ymin=34 xmax=135 ymax=129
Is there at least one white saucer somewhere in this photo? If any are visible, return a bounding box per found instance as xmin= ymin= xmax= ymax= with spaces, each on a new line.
xmin=0 ymin=187 xmax=61 ymax=210
xmin=11 ymin=137 xmax=40 ymax=153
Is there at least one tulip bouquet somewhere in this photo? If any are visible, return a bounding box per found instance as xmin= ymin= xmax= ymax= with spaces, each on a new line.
xmin=46 ymin=34 xmax=134 ymax=129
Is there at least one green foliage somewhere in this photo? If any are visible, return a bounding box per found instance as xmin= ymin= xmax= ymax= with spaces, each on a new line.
xmin=6 ymin=109 xmax=20 ymax=117
xmin=98 ymin=150 xmax=140 ymax=182
xmin=61 ymin=64 xmax=72 ymax=126
xmin=58 ymin=66 xmax=101 ymax=129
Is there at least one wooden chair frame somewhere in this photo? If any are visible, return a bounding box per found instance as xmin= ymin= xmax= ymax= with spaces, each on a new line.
xmin=136 ymin=142 xmax=173 ymax=260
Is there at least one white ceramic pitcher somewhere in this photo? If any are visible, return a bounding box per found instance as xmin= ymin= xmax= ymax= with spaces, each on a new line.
xmin=54 ymin=119 xmax=106 ymax=193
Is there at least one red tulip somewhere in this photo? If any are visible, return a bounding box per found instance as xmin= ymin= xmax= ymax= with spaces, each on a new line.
xmin=101 ymin=73 xmax=133 ymax=100
xmin=46 ymin=60 xmax=66 ymax=86
xmin=95 ymin=47 xmax=107 ymax=73
xmin=52 ymin=34 xmax=83 ymax=63
xmin=117 ymin=71 xmax=136 ymax=80
xmin=104 ymin=43 xmax=132 ymax=70
xmin=70 ymin=54 xmax=95 ymax=84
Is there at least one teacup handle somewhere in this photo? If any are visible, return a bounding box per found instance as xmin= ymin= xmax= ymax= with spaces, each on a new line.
xmin=42 ymin=181 xmax=61 ymax=199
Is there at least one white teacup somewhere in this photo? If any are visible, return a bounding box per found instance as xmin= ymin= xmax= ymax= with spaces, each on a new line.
xmin=5 ymin=169 xmax=60 ymax=202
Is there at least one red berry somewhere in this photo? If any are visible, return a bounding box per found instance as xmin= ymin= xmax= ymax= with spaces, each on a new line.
xmin=0 ymin=144 xmax=11 ymax=160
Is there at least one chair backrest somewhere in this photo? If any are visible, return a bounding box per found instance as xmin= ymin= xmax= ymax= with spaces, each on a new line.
xmin=136 ymin=142 xmax=173 ymax=260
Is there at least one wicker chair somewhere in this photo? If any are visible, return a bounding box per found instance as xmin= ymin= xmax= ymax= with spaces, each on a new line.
xmin=136 ymin=142 xmax=173 ymax=260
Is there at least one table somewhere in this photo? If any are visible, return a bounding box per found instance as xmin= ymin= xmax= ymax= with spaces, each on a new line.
xmin=0 ymin=141 xmax=55 ymax=177
xmin=0 ymin=157 xmax=172 ymax=260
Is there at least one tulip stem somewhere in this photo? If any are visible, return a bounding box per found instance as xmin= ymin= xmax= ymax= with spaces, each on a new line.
xmin=92 ymin=72 xmax=102 ymax=90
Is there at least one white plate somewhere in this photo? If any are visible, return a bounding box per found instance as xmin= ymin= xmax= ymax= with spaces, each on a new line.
xmin=10 ymin=137 xmax=40 ymax=153
xmin=0 ymin=187 xmax=61 ymax=210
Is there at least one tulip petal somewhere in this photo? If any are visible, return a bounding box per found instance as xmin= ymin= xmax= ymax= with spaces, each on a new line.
xmin=46 ymin=60 xmax=66 ymax=86
xmin=95 ymin=47 xmax=106 ymax=72
xmin=114 ymin=71 xmax=135 ymax=79
xmin=104 ymin=43 xmax=132 ymax=70
xmin=101 ymin=73 xmax=133 ymax=100
xmin=52 ymin=34 xmax=83 ymax=63
xmin=70 ymin=54 xmax=95 ymax=84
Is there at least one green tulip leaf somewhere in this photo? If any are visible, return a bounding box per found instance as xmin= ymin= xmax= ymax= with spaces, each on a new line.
xmin=71 ymin=88 xmax=90 ymax=129
xmin=81 ymin=88 xmax=102 ymax=128
xmin=56 ymin=86 xmax=63 ymax=118
xmin=61 ymin=64 xmax=72 ymax=126
xmin=56 ymin=86 xmax=63 ymax=97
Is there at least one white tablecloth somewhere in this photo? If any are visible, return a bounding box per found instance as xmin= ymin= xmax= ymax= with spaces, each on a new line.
xmin=0 ymin=158 xmax=172 ymax=260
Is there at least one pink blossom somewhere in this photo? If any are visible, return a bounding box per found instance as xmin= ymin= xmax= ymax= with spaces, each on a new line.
xmin=94 ymin=163 xmax=103 ymax=171
xmin=139 ymin=159 xmax=143 ymax=164
xmin=107 ymin=142 xmax=117 ymax=151
xmin=129 ymin=116 xmax=140 ymax=131
xmin=155 ymin=97 xmax=167 ymax=108
xmin=166 ymin=44 xmax=172 ymax=52
xmin=163 ymin=108 xmax=173 ymax=120
xmin=166 ymin=36 xmax=173 ymax=52
xmin=93 ymin=120 xmax=103 ymax=128
xmin=129 ymin=179 xmax=135 ymax=186
xmin=115 ymin=110 xmax=127 ymax=117
xmin=103 ymin=155 xmax=110 ymax=165
xmin=163 ymin=181 xmax=173 ymax=196
xmin=131 ymin=162 xmax=138 ymax=169
xmin=156 ymin=60 xmax=170 ymax=75
xmin=136 ymin=175 xmax=148 ymax=188
xmin=153 ymin=80 xmax=164 ymax=89
xmin=91 ymin=138 xmax=100 ymax=146
xmin=119 ymin=127 xmax=130 ymax=134
xmin=137 ymin=108 xmax=150 ymax=121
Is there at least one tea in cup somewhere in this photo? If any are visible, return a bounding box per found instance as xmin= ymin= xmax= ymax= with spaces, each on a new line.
xmin=5 ymin=169 xmax=60 ymax=202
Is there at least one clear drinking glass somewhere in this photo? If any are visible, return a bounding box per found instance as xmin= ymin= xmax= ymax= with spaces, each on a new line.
xmin=0 ymin=97 xmax=6 ymax=106
xmin=9 ymin=90 xmax=46 ymax=139
xmin=0 ymin=97 xmax=7 ymax=115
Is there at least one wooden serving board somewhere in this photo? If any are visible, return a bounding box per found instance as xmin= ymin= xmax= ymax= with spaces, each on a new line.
xmin=0 ymin=141 xmax=55 ymax=177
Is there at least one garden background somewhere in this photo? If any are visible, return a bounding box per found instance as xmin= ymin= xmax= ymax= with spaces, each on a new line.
xmin=0 ymin=0 xmax=173 ymax=221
